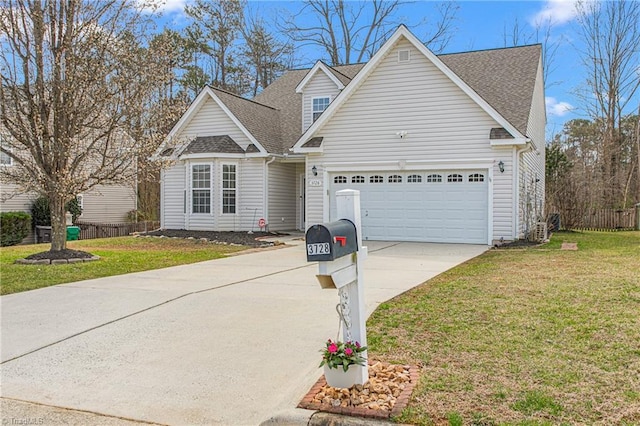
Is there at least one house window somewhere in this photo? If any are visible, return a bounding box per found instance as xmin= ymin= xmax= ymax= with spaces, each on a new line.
xmin=369 ymin=175 xmax=384 ymax=183
xmin=222 ymin=164 xmax=236 ymax=214
xmin=334 ymin=175 xmax=347 ymax=184
xmin=398 ymin=49 xmax=410 ymax=62
xmin=407 ymin=174 xmax=422 ymax=183
xmin=312 ymin=97 xmax=330 ymax=122
xmin=388 ymin=174 xmax=402 ymax=183
xmin=468 ymin=173 xmax=485 ymax=182
xmin=192 ymin=164 xmax=211 ymax=214
xmin=0 ymin=139 xmax=12 ymax=166
xmin=447 ymin=173 xmax=463 ymax=182
xmin=426 ymin=174 xmax=442 ymax=183
xmin=351 ymin=175 xmax=365 ymax=184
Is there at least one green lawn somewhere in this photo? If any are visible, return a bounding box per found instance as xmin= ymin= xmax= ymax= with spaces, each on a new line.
xmin=0 ymin=237 xmax=247 ymax=295
xmin=367 ymin=231 xmax=640 ymax=425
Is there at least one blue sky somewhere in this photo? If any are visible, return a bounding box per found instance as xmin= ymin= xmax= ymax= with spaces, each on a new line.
xmin=153 ymin=0 xmax=598 ymax=138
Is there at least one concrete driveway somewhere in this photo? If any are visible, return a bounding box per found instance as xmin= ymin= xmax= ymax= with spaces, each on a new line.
xmin=1 ymin=240 xmax=487 ymax=425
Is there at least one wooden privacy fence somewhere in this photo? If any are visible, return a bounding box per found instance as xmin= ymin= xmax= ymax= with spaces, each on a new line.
xmin=557 ymin=207 xmax=638 ymax=231
xmin=76 ymin=221 xmax=160 ymax=240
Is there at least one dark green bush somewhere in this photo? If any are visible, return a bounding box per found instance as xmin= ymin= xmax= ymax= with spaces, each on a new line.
xmin=0 ymin=211 xmax=31 ymax=246
xmin=31 ymin=196 xmax=83 ymax=228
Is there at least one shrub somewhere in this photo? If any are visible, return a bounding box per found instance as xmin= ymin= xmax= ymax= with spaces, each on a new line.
xmin=0 ymin=211 xmax=31 ymax=246
xmin=31 ymin=196 xmax=83 ymax=228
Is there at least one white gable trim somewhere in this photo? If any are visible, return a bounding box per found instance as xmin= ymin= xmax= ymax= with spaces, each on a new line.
xmin=295 ymin=61 xmax=345 ymax=93
xmin=162 ymin=86 xmax=268 ymax=156
xmin=293 ymin=25 xmax=528 ymax=152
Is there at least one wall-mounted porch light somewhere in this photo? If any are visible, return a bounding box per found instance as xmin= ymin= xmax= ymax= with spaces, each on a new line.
xmin=498 ymin=161 xmax=505 ymax=173
xmin=312 ymin=165 xmax=318 ymax=176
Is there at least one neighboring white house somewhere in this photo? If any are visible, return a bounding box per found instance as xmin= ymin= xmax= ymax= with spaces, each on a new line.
xmin=157 ymin=25 xmax=545 ymax=244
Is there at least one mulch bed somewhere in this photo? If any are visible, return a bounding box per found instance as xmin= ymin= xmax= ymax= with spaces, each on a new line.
xmin=140 ymin=229 xmax=286 ymax=248
xmin=298 ymin=361 xmax=419 ymax=420
xmin=493 ymin=239 xmax=542 ymax=249
xmin=24 ymin=249 xmax=94 ymax=260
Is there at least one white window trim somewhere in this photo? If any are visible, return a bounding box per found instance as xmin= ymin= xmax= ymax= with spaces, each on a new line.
xmin=311 ymin=96 xmax=331 ymax=123
xmin=191 ymin=162 xmax=213 ymax=215
xmin=398 ymin=49 xmax=411 ymax=62
xmin=0 ymin=139 xmax=12 ymax=166
xmin=220 ymin=162 xmax=238 ymax=215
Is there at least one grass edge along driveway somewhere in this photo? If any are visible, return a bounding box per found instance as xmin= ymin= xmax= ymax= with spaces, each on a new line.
xmin=367 ymin=231 xmax=640 ymax=426
xmin=0 ymin=237 xmax=247 ymax=295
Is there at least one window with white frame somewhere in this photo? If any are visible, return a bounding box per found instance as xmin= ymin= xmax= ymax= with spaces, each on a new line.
xmin=426 ymin=174 xmax=442 ymax=183
xmin=407 ymin=174 xmax=422 ymax=183
xmin=0 ymin=137 xmax=12 ymax=166
xmin=334 ymin=175 xmax=347 ymax=184
xmin=351 ymin=175 xmax=365 ymax=184
xmin=192 ymin=164 xmax=211 ymax=214
xmin=312 ymin=97 xmax=330 ymax=122
xmin=388 ymin=174 xmax=402 ymax=183
xmin=370 ymin=175 xmax=384 ymax=183
xmin=447 ymin=173 xmax=463 ymax=183
xmin=222 ymin=164 xmax=236 ymax=214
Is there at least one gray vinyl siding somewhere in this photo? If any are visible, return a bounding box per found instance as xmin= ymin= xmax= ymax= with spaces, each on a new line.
xmin=492 ymin=149 xmax=515 ymax=241
xmin=162 ymin=159 xmax=265 ymax=232
xmin=305 ymin=37 xmax=512 ymax=242
xmin=172 ymin=97 xmax=253 ymax=150
xmin=518 ymin=56 xmax=546 ymax=238
xmin=302 ymin=72 xmax=342 ymax=133
xmin=267 ymin=161 xmax=297 ymax=231
xmin=79 ymin=184 xmax=135 ymax=223
xmin=161 ymin=162 xmax=186 ymax=229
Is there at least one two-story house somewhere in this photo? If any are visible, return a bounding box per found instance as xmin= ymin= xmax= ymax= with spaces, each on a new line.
xmin=156 ymin=25 xmax=545 ymax=245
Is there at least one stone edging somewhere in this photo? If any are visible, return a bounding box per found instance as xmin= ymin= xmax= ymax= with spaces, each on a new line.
xmin=15 ymin=255 xmax=101 ymax=265
xmin=298 ymin=361 xmax=420 ymax=420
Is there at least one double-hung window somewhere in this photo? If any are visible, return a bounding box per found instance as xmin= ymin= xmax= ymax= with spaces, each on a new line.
xmin=192 ymin=164 xmax=211 ymax=214
xmin=0 ymin=137 xmax=12 ymax=166
xmin=222 ymin=164 xmax=236 ymax=214
xmin=312 ymin=97 xmax=330 ymax=122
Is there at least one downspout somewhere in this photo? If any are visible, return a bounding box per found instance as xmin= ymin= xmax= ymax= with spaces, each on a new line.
xmin=513 ymin=141 xmax=533 ymax=239
xmin=264 ymin=156 xmax=276 ymax=230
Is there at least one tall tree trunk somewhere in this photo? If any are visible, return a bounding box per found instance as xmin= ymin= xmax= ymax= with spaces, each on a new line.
xmin=50 ymin=195 xmax=67 ymax=252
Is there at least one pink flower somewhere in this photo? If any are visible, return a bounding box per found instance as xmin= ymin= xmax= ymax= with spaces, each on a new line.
xmin=345 ymin=348 xmax=353 ymax=356
xmin=328 ymin=343 xmax=338 ymax=353
xmin=355 ymin=342 xmax=361 ymax=348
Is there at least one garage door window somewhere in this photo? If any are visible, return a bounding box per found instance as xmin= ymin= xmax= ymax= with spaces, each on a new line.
xmin=426 ymin=174 xmax=442 ymax=183
xmin=447 ymin=174 xmax=463 ymax=182
xmin=370 ymin=175 xmax=384 ymax=183
xmin=388 ymin=174 xmax=402 ymax=183
xmin=469 ymin=173 xmax=485 ymax=182
xmin=407 ymin=174 xmax=422 ymax=183
xmin=351 ymin=175 xmax=365 ymax=183
xmin=334 ymin=175 xmax=347 ymax=184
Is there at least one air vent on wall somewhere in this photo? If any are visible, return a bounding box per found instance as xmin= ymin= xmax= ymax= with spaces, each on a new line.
xmin=398 ymin=49 xmax=410 ymax=62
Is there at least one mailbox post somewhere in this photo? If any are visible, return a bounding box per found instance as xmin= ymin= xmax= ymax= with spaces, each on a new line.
xmin=306 ymin=189 xmax=369 ymax=385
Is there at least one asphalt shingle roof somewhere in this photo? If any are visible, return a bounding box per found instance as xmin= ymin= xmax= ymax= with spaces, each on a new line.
xmin=190 ymin=42 xmax=540 ymax=155
xmin=183 ymin=135 xmax=244 ymax=154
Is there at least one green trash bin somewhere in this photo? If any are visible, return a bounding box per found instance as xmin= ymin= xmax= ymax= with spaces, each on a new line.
xmin=66 ymin=226 xmax=80 ymax=241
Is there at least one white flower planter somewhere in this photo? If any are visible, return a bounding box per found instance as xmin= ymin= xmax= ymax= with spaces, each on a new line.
xmin=323 ymin=364 xmax=358 ymax=388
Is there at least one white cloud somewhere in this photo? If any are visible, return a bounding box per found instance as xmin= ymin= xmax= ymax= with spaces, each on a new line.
xmin=546 ymin=97 xmax=574 ymax=117
xmin=530 ymin=0 xmax=580 ymax=26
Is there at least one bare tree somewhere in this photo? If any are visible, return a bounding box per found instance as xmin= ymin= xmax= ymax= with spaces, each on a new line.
xmin=0 ymin=0 xmax=160 ymax=253
xmin=241 ymin=14 xmax=294 ymax=97
xmin=184 ymin=0 xmax=246 ymax=93
xmin=575 ymin=0 xmax=640 ymax=207
xmin=502 ymin=16 xmax=561 ymax=89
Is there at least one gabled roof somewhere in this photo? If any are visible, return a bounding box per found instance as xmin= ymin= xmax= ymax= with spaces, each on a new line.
xmin=295 ymin=61 xmax=345 ymax=93
xmin=439 ymin=44 xmax=541 ymax=136
xmin=293 ymin=25 xmax=536 ymax=152
xmin=163 ymin=26 xmax=540 ymax=158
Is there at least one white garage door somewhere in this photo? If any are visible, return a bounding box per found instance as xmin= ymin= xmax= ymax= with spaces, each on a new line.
xmin=329 ymin=170 xmax=488 ymax=244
